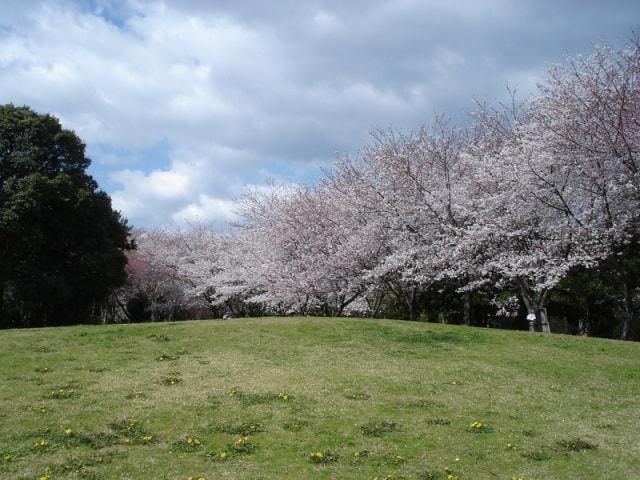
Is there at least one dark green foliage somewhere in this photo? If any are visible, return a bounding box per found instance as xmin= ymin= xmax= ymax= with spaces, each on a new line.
xmin=0 ymin=104 xmax=131 ymax=328
xmin=126 ymin=293 xmax=151 ymax=323
xmin=333 ymin=241 xmax=640 ymax=341
xmin=548 ymin=238 xmax=640 ymax=340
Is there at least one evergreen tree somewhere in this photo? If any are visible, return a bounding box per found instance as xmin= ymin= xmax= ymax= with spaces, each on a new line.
xmin=0 ymin=105 xmax=131 ymax=327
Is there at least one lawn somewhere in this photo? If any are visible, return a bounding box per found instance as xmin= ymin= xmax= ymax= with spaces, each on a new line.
xmin=0 ymin=317 xmax=638 ymax=479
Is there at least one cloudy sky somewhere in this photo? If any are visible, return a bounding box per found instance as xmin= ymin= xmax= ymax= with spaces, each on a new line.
xmin=1 ymin=1 xmax=638 ymax=227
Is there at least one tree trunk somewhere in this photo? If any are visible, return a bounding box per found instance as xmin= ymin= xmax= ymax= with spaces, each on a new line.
xmin=367 ymin=291 xmax=385 ymax=318
xmin=225 ymin=300 xmax=237 ymax=316
xmin=115 ymin=295 xmax=132 ymax=323
xmin=373 ymin=292 xmax=384 ymax=317
xmin=300 ymin=295 xmax=310 ymax=315
xmin=536 ymin=289 xmax=551 ymax=333
xmin=621 ymin=280 xmax=633 ymax=340
xmin=0 ymin=281 xmax=4 ymax=324
xmin=336 ymin=291 xmax=362 ymax=317
xmin=518 ymin=285 xmax=537 ymax=332
xmin=463 ymin=292 xmax=472 ymax=326
xmin=384 ymin=280 xmax=421 ymax=321
xmin=537 ymin=307 xmax=551 ymax=334
xmin=578 ymin=315 xmax=589 ymax=336
xmin=405 ymin=287 xmax=419 ymax=321
xmin=518 ymin=279 xmax=551 ymax=333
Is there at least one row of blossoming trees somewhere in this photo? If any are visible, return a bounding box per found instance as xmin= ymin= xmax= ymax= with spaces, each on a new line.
xmin=122 ymin=39 xmax=639 ymax=338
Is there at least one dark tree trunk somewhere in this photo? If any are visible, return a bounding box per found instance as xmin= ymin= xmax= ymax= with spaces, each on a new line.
xmin=621 ymin=280 xmax=633 ymax=340
xmin=405 ymin=287 xmax=419 ymax=321
xmin=518 ymin=279 xmax=551 ymax=333
xmin=366 ymin=290 xmax=385 ymax=318
xmin=384 ymin=280 xmax=420 ymax=321
xmin=463 ymin=292 xmax=472 ymax=326
xmin=0 ymin=281 xmax=4 ymax=324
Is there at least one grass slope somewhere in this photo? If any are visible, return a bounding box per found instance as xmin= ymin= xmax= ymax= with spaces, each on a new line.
xmin=0 ymin=317 xmax=639 ymax=480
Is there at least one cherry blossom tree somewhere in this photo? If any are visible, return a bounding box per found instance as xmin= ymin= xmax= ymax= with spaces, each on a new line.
xmin=462 ymin=37 xmax=639 ymax=333
xmin=325 ymin=119 xmax=471 ymax=320
xmin=126 ymin=228 xmax=188 ymax=321
xmin=527 ymin=37 xmax=640 ymax=336
xmin=117 ymin=36 xmax=639 ymax=337
xmin=231 ymin=182 xmax=376 ymax=315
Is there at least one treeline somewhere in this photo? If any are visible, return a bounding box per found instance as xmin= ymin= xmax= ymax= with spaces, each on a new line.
xmin=113 ymin=38 xmax=640 ymax=340
xmin=116 ymin=228 xmax=640 ymax=340
xmin=1 ymin=39 xmax=638 ymax=339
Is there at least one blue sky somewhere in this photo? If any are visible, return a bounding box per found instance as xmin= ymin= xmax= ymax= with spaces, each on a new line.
xmin=1 ymin=0 xmax=639 ymax=227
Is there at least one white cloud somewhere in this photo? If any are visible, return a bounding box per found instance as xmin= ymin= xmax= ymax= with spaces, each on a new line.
xmin=1 ymin=0 xmax=637 ymax=225
xmin=110 ymin=168 xmax=192 ymax=224
xmin=172 ymin=195 xmax=238 ymax=225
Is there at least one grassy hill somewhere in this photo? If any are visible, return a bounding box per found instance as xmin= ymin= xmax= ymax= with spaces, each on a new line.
xmin=0 ymin=317 xmax=638 ymax=480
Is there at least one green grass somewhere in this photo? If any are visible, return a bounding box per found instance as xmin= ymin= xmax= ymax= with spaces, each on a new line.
xmin=0 ymin=317 xmax=639 ymax=480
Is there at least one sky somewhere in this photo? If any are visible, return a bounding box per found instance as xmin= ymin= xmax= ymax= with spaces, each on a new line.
xmin=1 ymin=1 xmax=638 ymax=227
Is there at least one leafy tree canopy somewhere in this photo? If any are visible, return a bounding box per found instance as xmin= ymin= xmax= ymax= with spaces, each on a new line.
xmin=0 ymin=104 xmax=131 ymax=327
